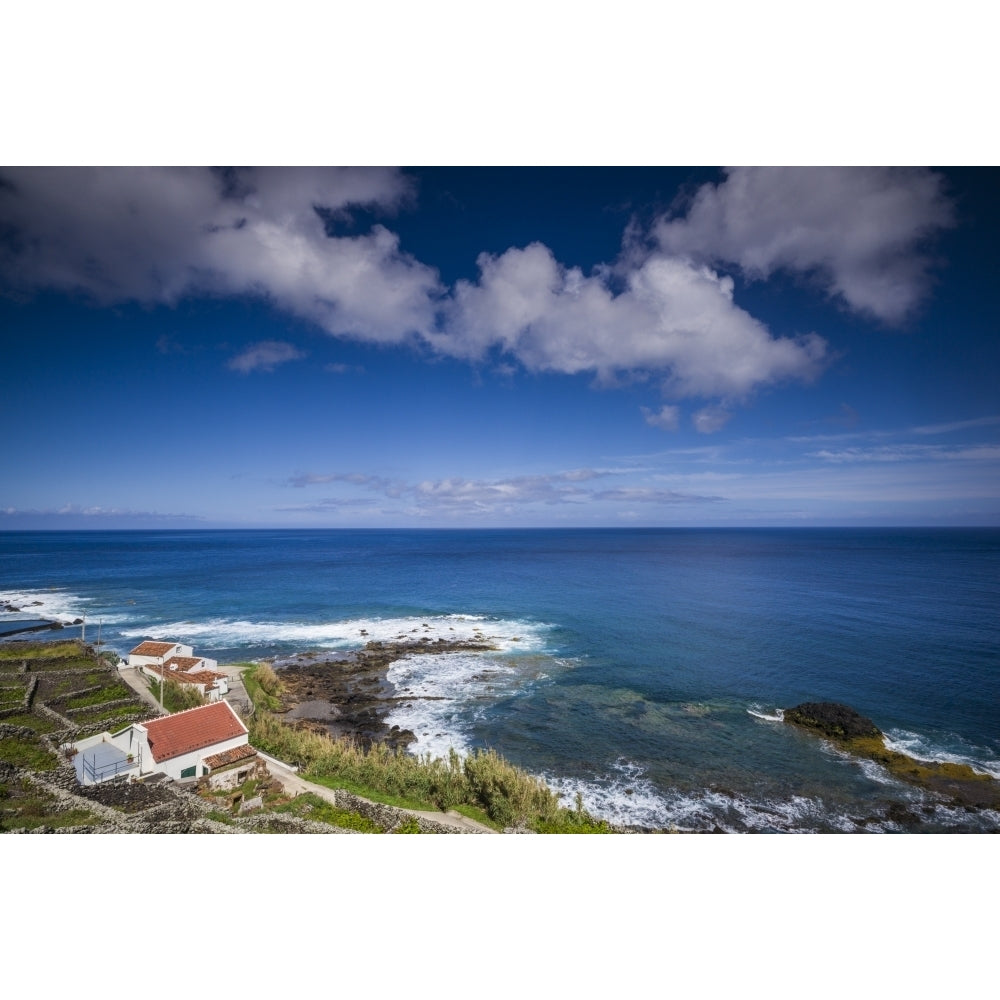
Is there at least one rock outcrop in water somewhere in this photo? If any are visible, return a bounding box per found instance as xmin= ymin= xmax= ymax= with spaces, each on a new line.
xmin=783 ymin=701 xmax=881 ymax=740
xmin=784 ymin=700 xmax=1000 ymax=812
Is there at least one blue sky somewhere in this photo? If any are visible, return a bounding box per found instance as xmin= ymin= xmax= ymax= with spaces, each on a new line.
xmin=1 ymin=166 xmax=998 ymax=528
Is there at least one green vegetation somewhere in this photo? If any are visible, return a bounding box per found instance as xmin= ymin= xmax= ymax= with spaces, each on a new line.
xmin=248 ymin=711 xmax=610 ymax=832
xmin=144 ymin=675 xmax=207 ymax=713
xmin=393 ymin=817 xmax=422 ymax=834
xmin=26 ymin=656 xmax=104 ymax=672
xmin=0 ymin=776 xmax=97 ymax=831
xmin=241 ymin=662 xmax=284 ymax=712
xmin=1 ymin=712 xmax=59 ymax=734
xmin=71 ymin=703 xmax=153 ymax=728
xmin=273 ymin=791 xmax=384 ymax=832
xmin=0 ymin=641 xmax=83 ymax=661
xmin=0 ymin=685 xmax=27 ymax=708
xmin=64 ymin=683 xmax=133 ymax=709
xmin=41 ymin=672 xmax=110 ymax=697
xmin=0 ymin=736 xmax=60 ymax=771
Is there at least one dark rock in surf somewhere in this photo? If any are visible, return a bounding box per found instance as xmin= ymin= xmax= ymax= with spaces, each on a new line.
xmin=784 ymin=701 xmax=882 ymax=740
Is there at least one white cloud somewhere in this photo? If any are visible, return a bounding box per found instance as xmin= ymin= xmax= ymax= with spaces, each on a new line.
xmin=642 ymin=404 xmax=681 ymax=431
xmin=2 ymin=166 xmax=957 ymax=412
xmin=227 ymin=340 xmax=305 ymax=374
xmin=431 ymin=242 xmax=827 ymax=399
xmin=692 ymin=406 xmax=732 ymax=434
xmin=0 ymin=504 xmax=202 ymax=522
xmin=593 ymin=487 xmax=722 ymax=504
xmin=281 ymin=467 xmax=721 ymax=515
xmin=810 ymin=444 xmax=1000 ymax=464
xmin=654 ymin=167 xmax=954 ymax=324
xmin=912 ymin=415 xmax=1000 ymax=436
xmin=0 ymin=166 xmax=440 ymax=343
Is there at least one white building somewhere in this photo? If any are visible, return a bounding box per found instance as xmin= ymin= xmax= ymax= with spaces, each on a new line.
xmin=127 ymin=640 xmax=227 ymax=701
xmin=71 ymin=700 xmax=253 ymax=784
xmin=127 ymin=640 xmax=194 ymax=668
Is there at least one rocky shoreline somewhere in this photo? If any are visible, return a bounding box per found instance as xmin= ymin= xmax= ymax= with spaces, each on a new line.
xmin=266 ymin=636 xmax=499 ymax=751
xmin=1 ymin=601 xmax=83 ymax=639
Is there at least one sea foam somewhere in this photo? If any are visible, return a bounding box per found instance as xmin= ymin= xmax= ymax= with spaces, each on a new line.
xmin=386 ymin=648 xmax=562 ymax=759
xmin=883 ymin=728 xmax=1000 ymax=779
xmin=542 ymin=760 xmax=866 ymax=832
xmin=0 ymin=588 xmax=129 ymax=627
xmin=118 ymin=612 xmax=553 ymax=655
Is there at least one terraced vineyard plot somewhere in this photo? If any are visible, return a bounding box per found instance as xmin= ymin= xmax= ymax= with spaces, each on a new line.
xmin=0 ymin=771 xmax=98 ymax=831
xmin=0 ymin=642 xmax=84 ymax=661
xmin=62 ymin=683 xmax=134 ymax=709
xmin=0 ymin=685 xmax=27 ymax=708
xmin=0 ymin=712 xmax=60 ymax=734
xmin=38 ymin=672 xmax=110 ymax=698
xmin=23 ymin=656 xmax=105 ymax=672
xmin=0 ymin=735 xmax=60 ymax=771
xmin=70 ymin=703 xmax=152 ymax=729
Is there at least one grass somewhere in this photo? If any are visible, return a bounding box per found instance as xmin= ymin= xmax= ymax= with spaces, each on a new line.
xmin=0 ymin=736 xmax=60 ymax=771
xmin=26 ymin=656 xmax=105 ymax=672
xmin=305 ymin=771 xmax=440 ymax=812
xmin=0 ymin=685 xmax=27 ymax=707
xmin=0 ymin=641 xmax=83 ymax=661
xmin=0 ymin=712 xmax=60 ymax=734
xmin=198 ymin=773 xmax=383 ymax=832
xmin=393 ymin=817 xmax=422 ymax=834
xmin=0 ymin=778 xmax=97 ymax=831
xmin=273 ymin=791 xmax=384 ymax=833
xmin=70 ymin=703 xmax=153 ymax=728
xmin=63 ymin=683 xmax=133 ymax=709
xmin=241 ymin=662 xmax=284 ymax=712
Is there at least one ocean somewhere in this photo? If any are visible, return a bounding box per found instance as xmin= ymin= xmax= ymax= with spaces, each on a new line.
xmin=2 ymin=527 xmax=998 ymax=832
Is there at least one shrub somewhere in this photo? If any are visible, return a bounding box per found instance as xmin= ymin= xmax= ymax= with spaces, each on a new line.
xmin=145 ymin=676 xmax=207 ymax=713
xmin=254 ymin=662 xmax=285 ymax=697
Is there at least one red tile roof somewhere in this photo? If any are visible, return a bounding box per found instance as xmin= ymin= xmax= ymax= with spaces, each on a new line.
xmin=203 ymin=745 xmax=258 ymax=770
xmin=145 ymin=662 xmax=225 ymax=688
xmin=163 ymin=656 xmax=203 ymax=671
xmin=141 ymin=701 xmax=248 ymax=763
xmin=130 ymin=641 xmax=177 ymax=657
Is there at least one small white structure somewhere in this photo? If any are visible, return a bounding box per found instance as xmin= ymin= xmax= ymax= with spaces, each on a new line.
xmin=70 ymin=701 xmax=253 ymax=784
xmin=127 ymin=640 xmax=228 ymax=701
xmin=128 ymin=640 xmax=193 ymax=668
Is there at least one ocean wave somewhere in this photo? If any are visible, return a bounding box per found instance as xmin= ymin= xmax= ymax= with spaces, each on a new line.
xmin=118 ymin=612 xmax=553 ymax=654
xmin=882 ymin=728 xmax=1000 ymax=779
xmin=0 ymin=588 xmax=130 ymax=626
xmin=747 ymin=703 xmax=785 ymax=722
xmin=543 ymin=761 xmax=870 ymax=832
xmin=386 ymin=649 xmax=561 ymax=759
